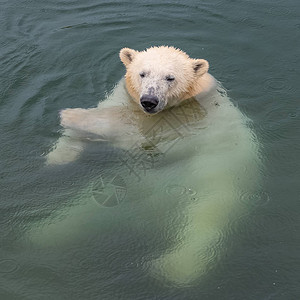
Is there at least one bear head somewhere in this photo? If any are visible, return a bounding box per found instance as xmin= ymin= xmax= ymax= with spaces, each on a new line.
xmin=120 ymin=46 xmax=209 ymax=114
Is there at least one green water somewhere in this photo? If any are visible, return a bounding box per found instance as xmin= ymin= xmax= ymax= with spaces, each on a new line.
xmin=1 ymin=0 xmax=299 ymax=299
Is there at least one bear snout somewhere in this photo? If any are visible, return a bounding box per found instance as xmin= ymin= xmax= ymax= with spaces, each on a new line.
xmin=140 ymin=95 xmax=159 ymax=112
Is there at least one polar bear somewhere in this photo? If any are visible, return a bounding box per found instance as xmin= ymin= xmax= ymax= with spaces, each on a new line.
xmin=39 ymin=46 xmax=260 ymax=286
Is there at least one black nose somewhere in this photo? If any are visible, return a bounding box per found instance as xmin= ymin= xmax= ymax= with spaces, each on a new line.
xmin=140 ymin=95 xmax=159 ymax=111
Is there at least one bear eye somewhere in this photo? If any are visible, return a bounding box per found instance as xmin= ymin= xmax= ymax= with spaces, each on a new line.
xmin=166 ymin=75 xmax=175 ymax=82
xmin=140 ymin=72 xmax=146 ymax=78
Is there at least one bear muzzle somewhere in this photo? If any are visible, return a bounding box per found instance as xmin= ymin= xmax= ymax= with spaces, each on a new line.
xmin=140 ymin=95 xmax=159 ymax=113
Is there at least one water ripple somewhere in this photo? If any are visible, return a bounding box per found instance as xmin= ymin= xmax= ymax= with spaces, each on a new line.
xmin=0 ymin=259 xmax=20 ymax=274
xmin=267 ymin=6 xmax=292 ymax=17
xmin=166 ymin=184 xmax=197 ymax=198
xmin=263 ymin=77 xmax=293 ymax=95
xmin=257 ymin=104 xmax=299 ymax=147
xmin=239 ymin=191 xmax=271 ymax=209
xmin=240 ymin=17 xmax=265 ymax=29
xmin=166 ymin=185 xmax=187 ymax=197
xmin=44 ymin=0 xmax=131 ymax=13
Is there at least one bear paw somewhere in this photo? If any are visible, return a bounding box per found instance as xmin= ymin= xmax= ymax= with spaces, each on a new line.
xmin=149 ymin=249 xmax=209 ymax=286
xmin=60 ymin=108 xmax=87 ymax=130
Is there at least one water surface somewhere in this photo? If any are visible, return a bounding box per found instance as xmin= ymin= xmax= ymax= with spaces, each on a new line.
xmin=0 ymin=0 xmax=299 ymax=299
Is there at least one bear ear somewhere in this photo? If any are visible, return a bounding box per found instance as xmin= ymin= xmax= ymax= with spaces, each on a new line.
xmin=120 ymin=48 xmax=138 ymax=67
xmin=192 ymin=59 xmax=209 ymax=77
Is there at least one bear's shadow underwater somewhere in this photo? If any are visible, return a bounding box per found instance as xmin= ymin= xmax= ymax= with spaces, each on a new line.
xmin=30 ymin=46 xmax=261 ymax=286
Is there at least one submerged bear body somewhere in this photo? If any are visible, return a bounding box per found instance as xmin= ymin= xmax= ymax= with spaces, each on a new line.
xmin=38 ymin=46 xmax=261 ymax=285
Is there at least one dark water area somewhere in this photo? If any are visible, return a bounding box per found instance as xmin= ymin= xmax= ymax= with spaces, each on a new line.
xmin=0 ymin=0 xmax=299 ymax=299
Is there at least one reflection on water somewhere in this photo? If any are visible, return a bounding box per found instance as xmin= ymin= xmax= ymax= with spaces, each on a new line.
xmin=0 ymin=0 xmax=299 ymax=299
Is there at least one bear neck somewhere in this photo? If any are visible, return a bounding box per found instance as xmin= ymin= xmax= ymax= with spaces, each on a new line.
xmin=182 ymin=73 xmax=216 ymax=100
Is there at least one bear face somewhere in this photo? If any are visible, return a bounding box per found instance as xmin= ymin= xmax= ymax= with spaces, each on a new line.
xmin=120 ymin=46 xmax=210 ymax=114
